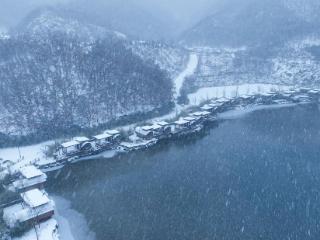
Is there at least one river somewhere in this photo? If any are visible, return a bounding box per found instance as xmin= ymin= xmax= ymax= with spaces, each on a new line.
xmin=47 ymin=103 xmax=320 ymax=240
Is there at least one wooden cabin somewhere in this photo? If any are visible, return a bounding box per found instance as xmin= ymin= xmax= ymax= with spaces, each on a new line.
xmin=3 ymin=189 xmax=54 ymax=229
xmin=12 ymin=166 xmax=47 ymax=192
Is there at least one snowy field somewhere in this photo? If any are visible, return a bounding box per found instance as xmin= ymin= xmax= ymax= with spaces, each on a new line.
xmin=187 ymin=84 xmax=293 ymax=106
xmin=0 ymin=141 xmax=54 ymax=163
xmin=217 ymin=103 xmax=297 ymax=120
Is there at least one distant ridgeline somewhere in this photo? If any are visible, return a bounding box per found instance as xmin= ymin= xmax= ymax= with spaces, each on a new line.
xmin=0 ymin=11 xmax=176 ymax=145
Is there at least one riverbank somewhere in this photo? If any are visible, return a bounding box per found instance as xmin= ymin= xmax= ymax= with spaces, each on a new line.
xmin=0 ymin=83 xmax=297 ymax=176
xmin=46 ymin=103 xmax=320 ymax=240
xmin=1 ymin=84 xmax=318 ymax=240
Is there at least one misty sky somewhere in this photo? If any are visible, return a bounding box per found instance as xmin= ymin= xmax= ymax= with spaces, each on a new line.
xmin=0 ymin=0 xmax=215 ymax=30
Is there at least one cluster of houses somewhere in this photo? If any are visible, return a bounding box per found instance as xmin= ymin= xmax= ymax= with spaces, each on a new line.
xmin=2 ymin=165 xmax=55 ymax=231
xmin=47 ymin=87 xmax=319 ymax=167
xmin=1 ymin=86 xmax=319 ymax=235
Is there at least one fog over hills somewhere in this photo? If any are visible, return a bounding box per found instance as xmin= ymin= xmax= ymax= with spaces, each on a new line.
xmin=0 ymin=0 xmax=213 ymax=40
xmin=182 ymin=0 xmax=320 ymax=47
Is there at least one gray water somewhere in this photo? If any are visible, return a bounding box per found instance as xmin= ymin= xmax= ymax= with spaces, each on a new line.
xmin=47 ymin=104 xmax=320 ymax=240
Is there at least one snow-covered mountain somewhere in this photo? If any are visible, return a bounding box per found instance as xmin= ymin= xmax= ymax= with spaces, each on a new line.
xmin=130 ymin=41 xmax=189 ymax=78
xmin=182 ymin=39 xmax=320 ymax=98
xmin=14 ymin=8 xmax=127 ymax=42
xmin=0 ymin=10 xmax=187 ymax=143
xmin=181 ymin=0 xmax=320 ymax=47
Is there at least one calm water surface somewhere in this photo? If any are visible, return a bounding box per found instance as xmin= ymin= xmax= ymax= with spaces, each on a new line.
xmin=47 ymin=104 xmax=320 ymax=240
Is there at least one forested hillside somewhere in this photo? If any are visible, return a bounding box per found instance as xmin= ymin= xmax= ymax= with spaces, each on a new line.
xmin=0 ymin=11 xmax=175 ymax=141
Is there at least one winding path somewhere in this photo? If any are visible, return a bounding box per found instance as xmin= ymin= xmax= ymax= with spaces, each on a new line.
xmin=173 ymin=53 xmax=199 ymax=101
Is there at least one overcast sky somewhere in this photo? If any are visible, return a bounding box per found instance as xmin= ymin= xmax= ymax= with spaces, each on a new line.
xmin=0 ymin=0 xmax=216 ymax=30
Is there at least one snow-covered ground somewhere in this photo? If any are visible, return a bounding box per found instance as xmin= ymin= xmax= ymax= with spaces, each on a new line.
xmin=218 ymin=103 xmax=297 ymax=120
xmin=12 ymin=218 xmax=59 ymax=240
xmin=53 ymin=196 xmax=96 ymax=240
xmin=0 ymin=141 xmax=55 ymax=179
xmin=173 ymin=53 xmax=198 ymax=99
xmin=0 ymin=141 xmax=54 ymax=163
xmin=187 ymin=84 xmax=293 ymax=106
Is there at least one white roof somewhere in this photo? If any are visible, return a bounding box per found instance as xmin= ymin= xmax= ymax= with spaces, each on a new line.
xmin=151 ymin=124 xmax=162 ymax=130
xmin=73 ymin=136 xmax=90 ymax=142
xmin=284 ymin=89 xmax=296 ymax=93
xmin=61 ymin=136 xmax=90 ymax=148
xmin=308 ymin=89 xmax=319 ymax=93
xmin=155 ymin=121 xmax=169 ymax=126
xmin=93 ymin=133 xmax=112 ymax=140
xmin=184 ymin=116 xmax=197 ymax=121
xmin=21 ymin=189 xmax=50 ymax=208
xmin=260 ymin=92 xmax=274 ymax=96
xmin=61 ymin=140 xmax=79 ymax=148
xmin=215 ymin=97 xmax=230 ymax=103
xmin=241 ymin=94 xmax=252 ymax=99
xmin=192 ymin=111 xmax=211 ymax=117
xmin=105 ymin=130 xmax=120 ymax=135
xmin=293 ymin=94 xmax=309 ymax=99
xmin=175 ymin=119 xmax=189 ymax=125
xmin=209 ymin=102 xmax=223 ymax=107
xmin=141 ymin=125 xmax=154 ymax=131
xmin=20 ymin=166 xmax=44 ymax=179
xmin=201 ymin=105 xmax=214 ymax=111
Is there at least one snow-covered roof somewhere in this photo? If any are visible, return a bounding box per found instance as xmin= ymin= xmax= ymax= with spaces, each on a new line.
xmin=141 ymin=125 xmax=155 ymax=131
xmin=61 ymin=136 xmax=90 ymax=148
xmin=241 ymin=94 xmax=252 ymax=99
xmin=175 ymin=119 xmax=189 ymax=125
xmin=73 ymin=136 xmax=90 ymax=142
xmin=308 ymin=89 xmax=319 ymax=94
xmin=215 ymin=97 xmax=230 ymax=103
xmin=201 ymin=105 xmax=214 ymax=111
xmin=293 ymin=94 xmax=310 ymax=99
xmin=20 ymin=166 xmax=44 ymax=179
xmin=209 ymin=102 xmax=223 ymax=107
xmin=93 ymin=133 xmax=112 ymax=140
xmin=192 ymin=111 xmax=211 ymax=117
xmin=154 ymin=121 xmax=169 ymax=126
xmin=283 ymin=90 xmax=296 ymax=94
xmin=135 ymin=127 xmax=152 ymax=136
xmin=61 ymin=140 xmax=79 ymax=148
xmin=141 ymin=124 xmax=162 ymax=131
xmin=184 ymin=116 xmax=197 ymax=121
xmin=105 ymin=130 xmax=120 ymax=135
xmin=151 ymin=124 xmax=162 ymax=130
xmin=21 ymin=189 xmax=50 ymax=208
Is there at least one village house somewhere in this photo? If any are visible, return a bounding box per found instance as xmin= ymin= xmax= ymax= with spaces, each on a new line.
xmin=153 ymin=121 xmax=172 ymax=136
xmin=56 ymin=136 xmax=90 ymax=159
xmin=92 ymin=133 xmax=115 ymax=150
xmin=3 ymin=189 xmax=54 ymax=229
xmin=11 ymin=166 xmax=47 ymax=192
xmin=191 ymin=111 xmax=213 ymax=122
xmin=135 ymin=125 xmax=158 ymax=140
